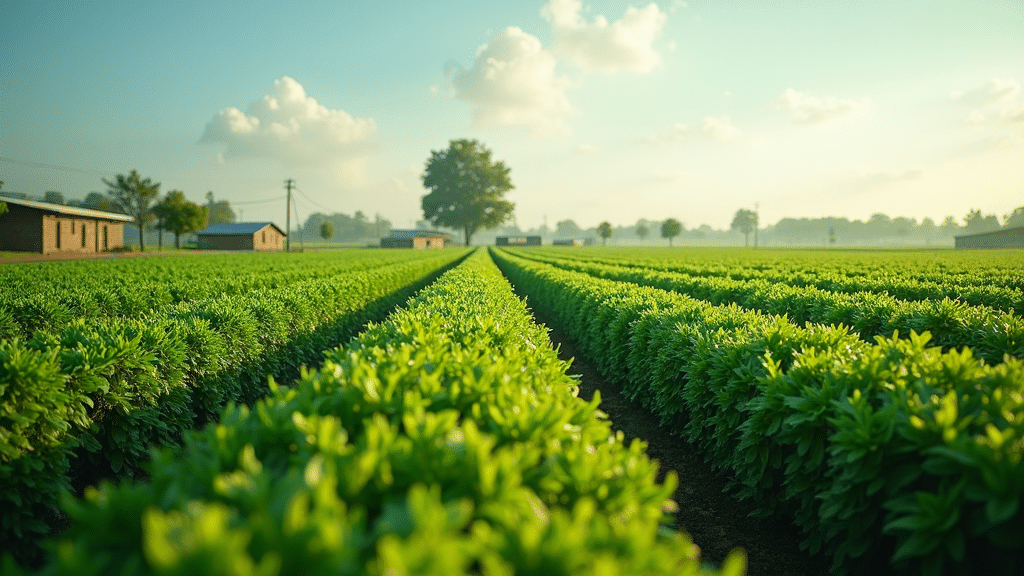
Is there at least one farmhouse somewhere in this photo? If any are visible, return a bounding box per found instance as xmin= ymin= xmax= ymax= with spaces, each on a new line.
xmin=954 ymin=226 xmax=1024 ymax=249
xmin=0 ymin=196 xmax=133 ymax=254
xmin=196 ymin=222 xmax=286 ymax=250
xmin=380 ymin=229 xmax=451 ymax=248
xmin=496 ymin=236 xmax=542 ymax=246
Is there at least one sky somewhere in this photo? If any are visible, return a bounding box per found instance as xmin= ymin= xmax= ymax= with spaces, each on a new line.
xmin=2 ymin=0 xmax=1022 ymax=232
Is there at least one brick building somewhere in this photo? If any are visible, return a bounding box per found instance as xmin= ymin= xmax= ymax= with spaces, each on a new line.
xmin=0 ymin=196 xmax=132 ymax=254
xmin=380 ymin=229 xmax=452 ymax=249
xmin=196 ymin=222 xmax=286 ymax=250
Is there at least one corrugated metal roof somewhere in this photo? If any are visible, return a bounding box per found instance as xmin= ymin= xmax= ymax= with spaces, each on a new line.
xmin=387 ymin=229 xmax=452 ymax=240
xmin=0 ymin=195 xmax=134 ymax=222
xmin=197 ymin=222 xmax=285 ymax=236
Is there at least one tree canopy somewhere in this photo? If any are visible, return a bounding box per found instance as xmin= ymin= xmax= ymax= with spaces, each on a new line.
xmin=421 ymin=139 xmax=515 ymax=246
xmin=205 ymin=191 xmax=236 ymax=225
xmin=635 ymin=223 xmax=649 ymax=241
xmin=597 ymin=221 xmax=613 ymax=245
xmin=154 ymin=190 xmax=208 ymax=248
xmin=320 ymin=220 xmax=334 ymax=241
xmin=661 ymin=218 xmax=682 ymax=246
xmin=730 ymin=208 xmax=758 ymax=247
xmin=104 ymin=170 xmax=160 ymax=251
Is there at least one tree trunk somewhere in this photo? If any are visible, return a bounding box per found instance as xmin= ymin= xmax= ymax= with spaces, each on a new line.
xmin=744 ymin=232 xmax=749 ymax=247
xmin=174 ymin=232 xmax=181 ymax=249
xmin=138 ymin=222 xmax=145 ymax=251
xmin=464 ymin=227 xmax=472 ymax=247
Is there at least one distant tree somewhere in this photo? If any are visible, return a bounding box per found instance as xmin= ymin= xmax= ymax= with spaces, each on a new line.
xmin=320 ymin=220 xmax=334 ymax=241
xmin=963 ymin=209 xmax=1000 ymax=234
xmin=155 ymin=190 xmax=208 ymax=248
xmin=104 ymin=170 xmax=161 ymax=251
xmin=1004 ymin=206 xmax=1024 ymax=228
xmin=556 ymin=219 xmax=583 ymax=238
xmin=44 ymin=191 xmax=65 ymax=205
xmin=597 ymin=221 xmax=613 ymax=245
xmin=0 ymin=181 xmax=6 ymax=216
xmin=205 ymin=191 xmax=236 ymax=225
xmin=730 ymin=208 xmax=758 ymax=247
xmin=920 ymin=217 xmax=936 ymax=244
xmin=83 ymin=191 xmax=117 ymax=213
xmin=661 ymin=218 xmax=682 ymax=246
xmin=421 ymin=139 xmax=515 ymax=246
xmin=829 ymin=226 xmax=837 ymax=245
xmin=635 ymin=223 xmax=649 ymax=241
xmin=940 ymin=215 xmax=959 ymax=236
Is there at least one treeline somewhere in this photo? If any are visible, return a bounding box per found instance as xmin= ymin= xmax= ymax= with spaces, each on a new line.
xmin=471 ymin=206 xmax=1024 ymax=247
xmin=296 ymin=210 xmax=392 ymax=243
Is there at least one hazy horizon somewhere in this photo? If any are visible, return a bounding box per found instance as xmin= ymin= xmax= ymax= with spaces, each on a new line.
xmin=2 ymin=0 xmax=1022 ymax=232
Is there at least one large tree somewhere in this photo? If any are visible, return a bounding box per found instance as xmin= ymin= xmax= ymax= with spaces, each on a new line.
xmin=661 ymin=218 xmax=682 ymax=246
xmin=104 ymin=170 xmax=161 ymax=251
xmin=83 ymin=191 xmax=117 ymax=213
xmin=421 ymin=139 xmax=515 ymax=246
xmin=731 ymin=208 xmax=758 ymax=247
xmin=155 ymin=190 xmax=208 ymax=248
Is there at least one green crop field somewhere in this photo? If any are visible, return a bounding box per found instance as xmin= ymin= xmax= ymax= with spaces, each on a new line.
xmin=2 ymin=246 xmax=1021 ymax=575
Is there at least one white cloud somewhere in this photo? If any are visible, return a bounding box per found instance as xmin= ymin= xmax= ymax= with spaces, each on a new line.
xmin=951 ymin=78 xmax=1020 ymax=106
xmin=964 ymin=110 xmax=986 ymax=125
xmin=777 ymin=88 xmax=870 ymax=124
xmin=200 ymin=76 xmax=376 ymax=166
xmin=541 ymin=0 xmax=667 ymax=73
xmin=645 ymin=115 xmax=744 ymax=143
xmin=448 ymin=26 xmax=574 ymax=135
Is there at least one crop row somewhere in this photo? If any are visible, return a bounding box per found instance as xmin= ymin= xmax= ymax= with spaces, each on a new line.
xmin=0 ymin=250 xmax=441 ymax=339
xmin=501 ymin=249 xmax=1023 ymax=365
xmin=0 ymin=250 xmax=466 ymax=565
xmin=523 ymin=248 xmax=1023 ymax=313
xmin=543 ymin=247 xmax=1024 ymax=293
xmin=492 ymin=248 xmax=1024 ymax=576
xmin=11 ymin=250 xmax=744 ymax=576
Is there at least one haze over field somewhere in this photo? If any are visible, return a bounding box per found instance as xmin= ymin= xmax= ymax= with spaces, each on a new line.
xmin=2 ymin=0 xmax=1022 ymax=232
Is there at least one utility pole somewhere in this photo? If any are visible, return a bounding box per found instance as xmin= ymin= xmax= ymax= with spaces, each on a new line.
xmin=284 ymin=179 xmax=294 ymax=252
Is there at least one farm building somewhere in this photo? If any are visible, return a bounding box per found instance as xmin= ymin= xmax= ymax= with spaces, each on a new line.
xmin=496 ymin=236 xmax=542 ymax=246
xmin=955 ymin=226 xmax=1024 ymax=249
xmin=380 ymin=229 xmax=452 ymax=249
xmin=196 ymin=222 xmax=286 ymax=250
xmin=0 ymin=196 xmax=133 ymax=254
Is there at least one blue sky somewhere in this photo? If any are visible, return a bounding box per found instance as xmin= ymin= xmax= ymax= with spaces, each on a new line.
xmin=2 ymin=0 xmax=1022 ymax=232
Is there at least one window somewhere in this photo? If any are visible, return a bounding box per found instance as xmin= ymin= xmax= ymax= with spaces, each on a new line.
xmin=103 ymin=226 xmax=108 ymax=249
xmin=56 ymin=220 xmax=61 ymax=249
xmin=82 ymin=223 xmax=87 ymax=247
xmin=262 ymin=230 xmax=266 ymax=243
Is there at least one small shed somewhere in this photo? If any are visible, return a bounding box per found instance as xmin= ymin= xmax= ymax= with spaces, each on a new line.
xmin=955 ymin=226 xmax=1024 ymax=249
xmin=496 ymin=236 xmax=542 ymax=247
xmin=196 ymin=222 xmax=286 ymax=251
xmin=380 ymin=229 xmax=451 ymax=249
xmin=0 ymin=196 xmax=133 ymax=254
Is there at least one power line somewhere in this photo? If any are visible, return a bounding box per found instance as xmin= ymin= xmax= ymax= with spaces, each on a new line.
xmin=231 ymin=195 xmax=287 ymax=205
xmin=0 ymin=156 xmax=112 ymax=176
xmin=294 ymin=187 xmax=336 ymax=214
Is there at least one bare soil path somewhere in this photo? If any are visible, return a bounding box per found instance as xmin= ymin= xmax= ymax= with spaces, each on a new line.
xmin=543 ymin=323 xmax=832 ymax=576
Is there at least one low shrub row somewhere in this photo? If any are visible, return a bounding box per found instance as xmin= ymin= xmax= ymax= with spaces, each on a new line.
xmin=492 ymin=248 xmax=1024 ymax=576
xmin=12 ymin=249 xmax=744 ymax=576
xmin=525 ymin=248 xmax=1023 ymax=313
xmin=0 ymin=250 xmax=466 ymax=565
xmin=0 ymin=250 xmax=438 ymax=339
xmin=503 ymin=249 xmax=1023 ymax=364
